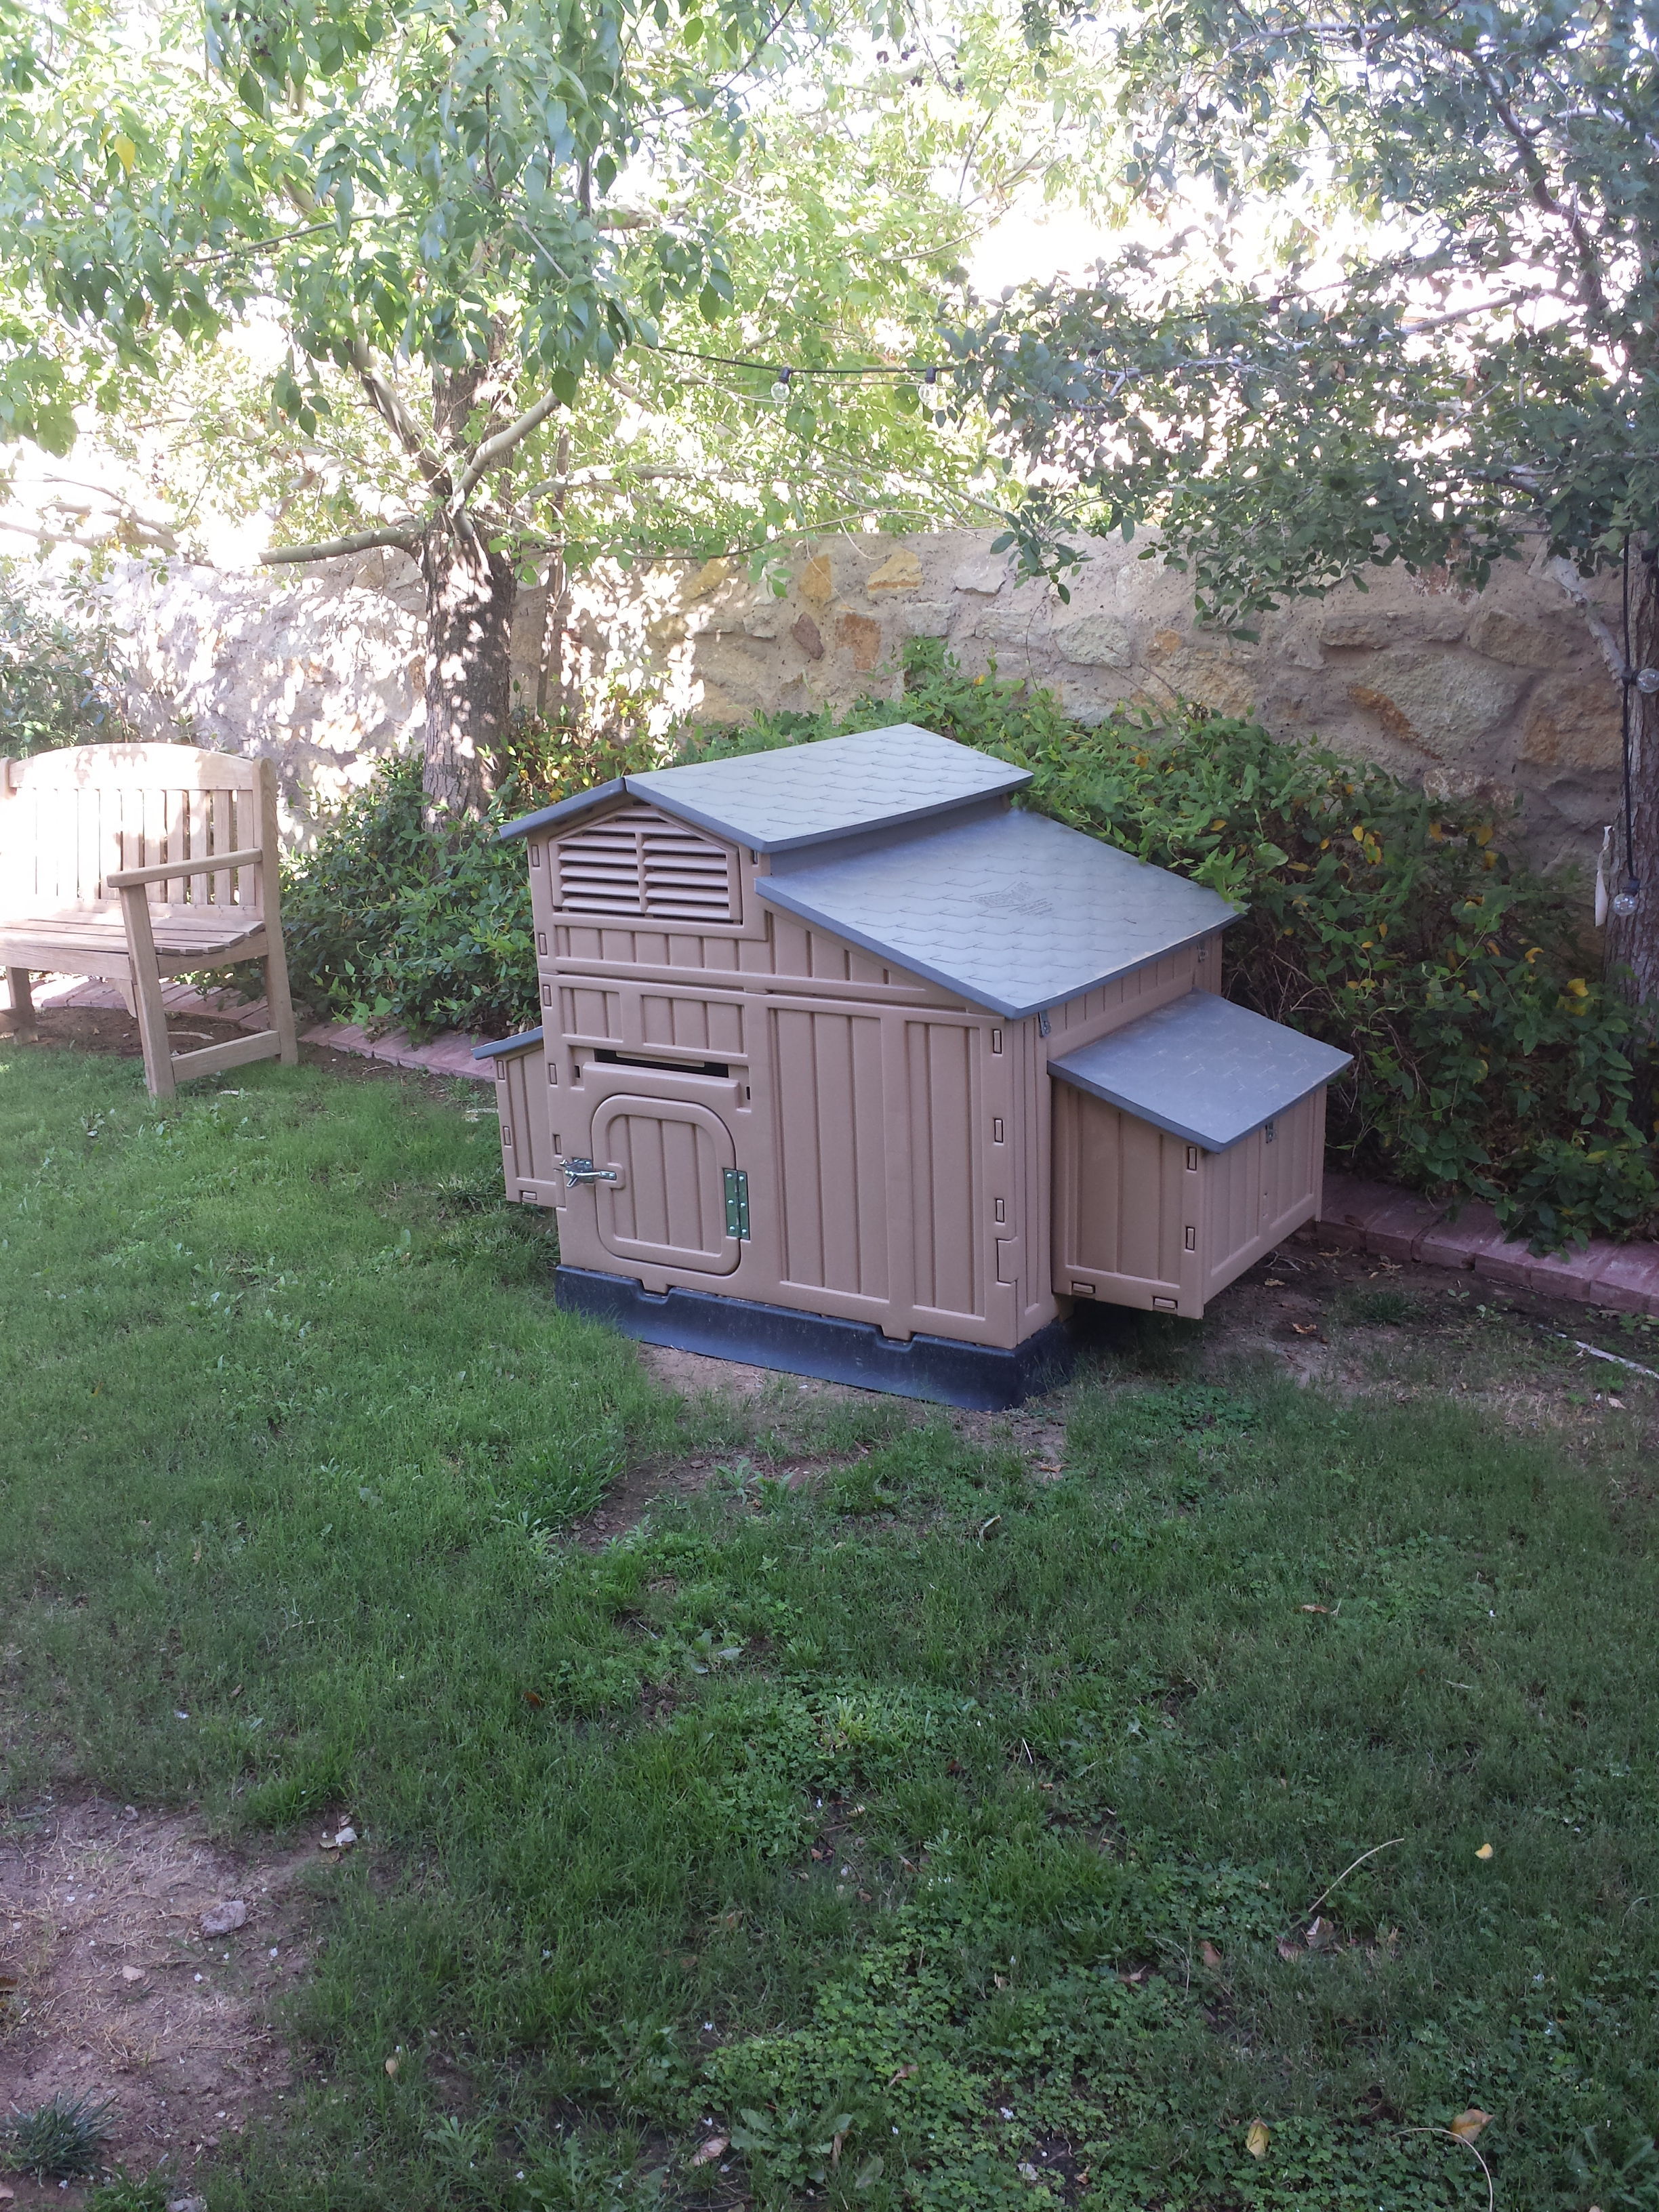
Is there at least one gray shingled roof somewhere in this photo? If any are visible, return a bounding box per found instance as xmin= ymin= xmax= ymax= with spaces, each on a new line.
xmin=497 ymin=724 xmax=1031 ymax=850
xmin=1048 ymin=990 xmax=1352 ymax=1149
xmin=758 ymin=810 xmax=1237 ymax=1019
xmin=624 ymin=724 xmax=1029 ymax=851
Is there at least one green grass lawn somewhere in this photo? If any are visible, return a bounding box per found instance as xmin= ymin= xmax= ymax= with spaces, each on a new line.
xmin=4 ymin=1042 xmax=1659 ymax=2212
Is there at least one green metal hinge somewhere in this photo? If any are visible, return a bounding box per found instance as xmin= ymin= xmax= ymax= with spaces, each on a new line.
xmin=723 ymin=1166 xmax=751 ymax=1240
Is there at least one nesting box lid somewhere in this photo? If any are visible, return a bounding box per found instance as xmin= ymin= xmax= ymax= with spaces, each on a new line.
xmin=758 ymin=810 xmax=1238 ymax=1019
xmin=1049 ymin=990 xmax=1353 ymax=1149
xmin=497 ymin=725 xmax=1029 ymax=851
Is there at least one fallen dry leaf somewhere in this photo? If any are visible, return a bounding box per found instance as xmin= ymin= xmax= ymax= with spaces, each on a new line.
xmin=1275 ymin=1940 xmax=1302 ymax=1962
xmin=1449 ymin=2108 xmax=1492 ymax=2143
xmin=1300 ymin=1603 xmax=1330 ymax=1615
xmin=1291 ymin=1322 xmax=1320 ymax=1336
xmin=690 ymin=2136 xmax=729 ymax=2167
xmin=1304 ymin=1917 xmax=1333 ymax=1950
xmin=1246 ymin=2120 xmax=1270 ymax=2158
xmin=121 ymin=1964 xmax=145 ymax=1984
xmin=886 ymin=2064 xmax=918 ymax=2087
xmin=1264 ymin=1277 xmax=1286 ymax=1288
xmin=1475 ymin=1843 xmax=1494 ymax=1860
xmin=1200 ymin=1942 xmax=1223 ymax=1969
xmin=384 ymin=2055 xmax=399 ymax=2078
xmin=523 ymin=1689 xmax=545 ymax=1708
xmin=1609 ymin=1395 xmax=1626 ymax=1410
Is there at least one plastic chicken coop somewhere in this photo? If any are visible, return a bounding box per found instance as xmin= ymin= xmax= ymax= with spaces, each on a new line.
xmin=477 ymin=725 xmax=1351 ymax=1408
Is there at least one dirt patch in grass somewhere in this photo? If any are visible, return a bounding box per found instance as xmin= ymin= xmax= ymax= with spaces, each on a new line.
xmin=0 ymin=1799 xmax=315 ymax=2204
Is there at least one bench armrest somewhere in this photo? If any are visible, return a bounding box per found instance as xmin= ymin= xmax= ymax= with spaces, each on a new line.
xmin=108 ymin=846 xmax=264 ymax=889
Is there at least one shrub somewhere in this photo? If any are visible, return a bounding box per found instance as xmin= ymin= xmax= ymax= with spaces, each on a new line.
xmin=281 ymin=642 xmax=1656 ymax=1248
xmin=279 ymin=716 xmax=674 ymax=1043
xmin=0 ymin=561 xmax=135 ymax=756
xmin=279 ymin=757 xmax=538 ymax=1042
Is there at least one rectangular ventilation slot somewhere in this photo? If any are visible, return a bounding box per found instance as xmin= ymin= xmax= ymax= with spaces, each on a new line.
xmin=593 ymin=1048 xmax=732 ymax=1078
xmin=556 ymin=808 xmax=735 ymax=921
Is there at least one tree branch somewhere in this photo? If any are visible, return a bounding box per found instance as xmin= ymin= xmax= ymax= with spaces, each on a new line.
xmin=1547 ymin=554 xmax=1625 ymax=683
xmin=260 ymin=523 xmax=422 ymax=565
xmin=455 ymin=390 xmax=566 ymax=501
xmin=349 ymin=339 xmax=450 ymax=490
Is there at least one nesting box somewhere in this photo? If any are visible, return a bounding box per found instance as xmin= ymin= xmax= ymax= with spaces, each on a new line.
xmin=480 ymin=726 xmax=1351 ymax=1407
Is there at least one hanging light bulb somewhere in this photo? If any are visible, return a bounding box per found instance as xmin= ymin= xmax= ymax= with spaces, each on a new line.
xmin=1612 ymin=877 xmax=1641 ymax=918
xmin=769 ymin=365 xmax=792 ymax=404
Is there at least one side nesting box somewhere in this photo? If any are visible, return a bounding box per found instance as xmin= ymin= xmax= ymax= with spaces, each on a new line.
xmin=479 ymin=726 xmax=1350 ymax=1408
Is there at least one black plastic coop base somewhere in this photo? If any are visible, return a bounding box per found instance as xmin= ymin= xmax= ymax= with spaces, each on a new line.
xmin=554 ymin=1267 xmax=1107 ymax=1410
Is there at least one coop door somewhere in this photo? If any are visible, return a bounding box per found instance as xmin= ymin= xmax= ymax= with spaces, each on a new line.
xmin=589 ymin=1093 xmax=744 ymax=1275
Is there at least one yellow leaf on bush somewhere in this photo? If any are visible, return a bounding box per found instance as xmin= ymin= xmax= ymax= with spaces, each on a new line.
xmin=1245 ymin=2121 xmax=1270 ymax=2158
xmin=1450 ymin=2108 xmax=1492 ymax=2142
xmin=1475 ymin=1843 xmax=1494 ymax=1860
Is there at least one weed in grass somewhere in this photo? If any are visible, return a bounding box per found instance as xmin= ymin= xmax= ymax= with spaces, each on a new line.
xmin=85 ymin=2173 xmax=170 ymax=2212
xmin=5 ymin=2091 xmax=115 ymax=2179
xmin=1340 ymin=1284 xmax=1418 ymax=1325
xmin=6 ymin=1050 xmax=1659 ymax=2211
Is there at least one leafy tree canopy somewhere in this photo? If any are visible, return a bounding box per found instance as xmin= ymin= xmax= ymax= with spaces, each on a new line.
xmin=964 ymin=0 xmax=1659 ymax=625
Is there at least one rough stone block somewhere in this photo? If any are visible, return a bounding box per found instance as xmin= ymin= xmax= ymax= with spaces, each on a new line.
xmin=1347 ymin=649 xmax=1529 ymax=760
xmin=900 ymin=600 xmax=955 ymax=639
xmin=1521 ymin=674 xmax=1623 ymax=772
xmin=952 ymin=554 xmax=1009 ymax=594
xmin=834 ymin=613 xmax=883 ymax=671
xmin=1054 ymin=611 xmax=1132 ymax=668
xmin=791 ymin=614 xmax=824 ymax=661
xmin=799 ymin=554 xmax=834 ymax=605
xmin=866 ymin=549 xmax=924 ymax=593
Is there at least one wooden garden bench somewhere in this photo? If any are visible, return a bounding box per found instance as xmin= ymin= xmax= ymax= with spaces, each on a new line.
xmin=1 ymin=743 xmax=299 ymax=1099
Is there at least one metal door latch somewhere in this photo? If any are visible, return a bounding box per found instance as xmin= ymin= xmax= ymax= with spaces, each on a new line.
xmin=722 ymin=1166 xmax=751 ymax=1240
xmin=565 ymin=1156 xmax=619 ymax=1188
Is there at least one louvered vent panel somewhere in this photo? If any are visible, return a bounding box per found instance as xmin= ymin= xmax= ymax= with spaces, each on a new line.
xmin=556 ymin=808 xmax=735 ymax=921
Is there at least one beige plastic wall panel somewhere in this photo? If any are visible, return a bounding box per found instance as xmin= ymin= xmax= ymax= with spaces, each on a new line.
xmin=557 ymin=983 xmax=623 ymax=1040
xmin=591 ymin=1094 xmax=741 ymax=1275
xmin=1012 ymin=1017 xmax=1062 ymax=1335
xmin=769 ymin=1004 xmax=891 ymax=1303
xmin=1052 ymin=1086 xmax=1190 ymax=1313
xmin=1202 ymin=1127 xmax=1265 ymax=1296
xmin=903 ymin=1017 xmax=986 ymax=1327
xmin=496 ymin=1049 xmax=560 ymax=1206
xmin=1042 ymin=949 xmax=1200 ymax=1049
xmin=638 ymin=989 xmax=747 ymax=1059
xmin=1200 ymin=1090 xmax=1326 ymax=1302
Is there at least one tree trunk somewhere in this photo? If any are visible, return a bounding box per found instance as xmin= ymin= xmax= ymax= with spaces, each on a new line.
xmin=1605 ymin=558 xmax=1659 ymax=1017
xmin=419 ymin=516 xmax=517 ymax=825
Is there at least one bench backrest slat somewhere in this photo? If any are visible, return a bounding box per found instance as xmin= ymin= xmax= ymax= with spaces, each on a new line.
xmin=1 ymin=745 xmax=271 ymax=914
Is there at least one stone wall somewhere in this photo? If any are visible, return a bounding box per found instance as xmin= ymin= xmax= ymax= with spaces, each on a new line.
xmin=103 ymin=529 xmax=1623 ymax=875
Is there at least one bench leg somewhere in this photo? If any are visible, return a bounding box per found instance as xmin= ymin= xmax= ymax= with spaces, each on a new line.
xmin=264 ymin=939 xmax=299 ymax=1067
xmin=5 ymin=967 xmax=35 ymax=1036
xmin=118 ymin=888 xmax=177 ymax=1100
